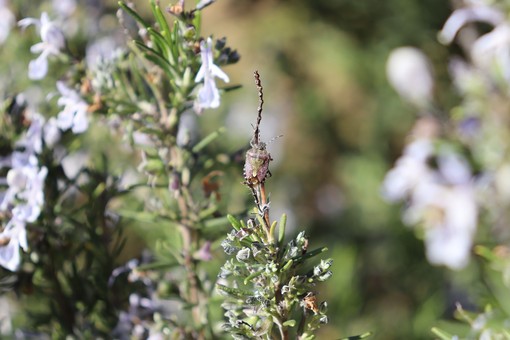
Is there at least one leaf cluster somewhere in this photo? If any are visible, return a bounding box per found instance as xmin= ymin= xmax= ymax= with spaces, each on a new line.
xmin=218 ymin=212 xmax=331 ymax=339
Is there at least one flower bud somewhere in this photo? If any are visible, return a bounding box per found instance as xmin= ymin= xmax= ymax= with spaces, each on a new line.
xmin=386 ymin=47 xmax=434 ymax=108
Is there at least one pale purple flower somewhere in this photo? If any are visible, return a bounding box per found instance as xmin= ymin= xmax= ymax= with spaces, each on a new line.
xmin=196 ymin=241 xmax=212 ymax=261
xmin=194 ymin=37 xmax=230 ymax=112
xmin=56 ymin=81 xmax=89 ymax=133
xmin=18 ymin=12 xmax=65 ymax=80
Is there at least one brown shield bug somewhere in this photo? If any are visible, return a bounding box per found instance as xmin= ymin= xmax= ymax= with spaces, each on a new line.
xmin=243 ymin=71 xmax=273 ymax=187
xmin=244 ymin=140 xmax=272 ymax=186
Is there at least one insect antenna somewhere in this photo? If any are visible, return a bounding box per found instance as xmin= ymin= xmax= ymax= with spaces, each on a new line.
xmin=267 ymin=134 xmax=283 ymax=145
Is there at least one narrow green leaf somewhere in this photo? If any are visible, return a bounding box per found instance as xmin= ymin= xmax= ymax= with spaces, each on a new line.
xmin=133 ymin=40 xmax=172 ymax=74
xmin=192 ymin=127 xmax=226 ymax=153
xmin=150 ymin=0 xmax=172 ymax=43
xmin=269 ymin=220 xmax=277 ymax=243
xmin=282 ymin=259 xmax=293 ymax=271
xmin=338 ymin=332 xmax=373 ymax=340
xmin=227 ymin=214 xmax=242 ymax=231
xmin=292 ymin=247 xmax=328 ymax=263
xmin=147 ymin=27 xmax=169 ymax=55
xmin=243 ymin=270 xmax=264 ymax=285
xmin=278 ymin=213 xmax=287 ymax=246
xmin=216 ymin=284 xmax=252 ymax=298
xmin=203 ymin=215 xmax=230 ymax=229
xmin=198 ymin=206 xmax=218 ymax=220
xmin=118 ymin=2 xmax=149 ymax=28
xmin=170 ymin=21 xmax=180 ymax=57
xmin=142 ymin=31 xmax=175 ymax=73
xmin=431 ymin=328 xmax=454 ymax=340
xmin=283 ymin=320 xmax=296 ymax=327
xmin=192 ymin=9 xmax=202 ymax=36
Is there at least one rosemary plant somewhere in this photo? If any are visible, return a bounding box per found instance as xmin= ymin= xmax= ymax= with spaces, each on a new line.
xmin=104 ymin=1 xmax=240 ymax=338
xmin=1 ymin=0 xmax=240 ymax=337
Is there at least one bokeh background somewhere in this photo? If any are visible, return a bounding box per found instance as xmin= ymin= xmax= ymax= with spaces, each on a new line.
xmin=201 ymin=1 xmax=458 ymax=338
xmin=0 ymin=0 xmax=479 ymax=338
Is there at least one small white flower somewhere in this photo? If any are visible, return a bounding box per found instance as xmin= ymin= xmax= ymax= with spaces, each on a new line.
xmin=194 ymin=37 xmax=230 ymax=112
xmin=0 ymin=217 xmax=27 ymax=272
xmin=56 ymin=81 xmax=89 ymax=133
xmin=18 ymin=12 xmax=65 ymax=80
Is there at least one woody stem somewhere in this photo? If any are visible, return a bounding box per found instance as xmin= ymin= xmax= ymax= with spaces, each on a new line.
xmin=258 ymin=183 xmax=272 ymax=241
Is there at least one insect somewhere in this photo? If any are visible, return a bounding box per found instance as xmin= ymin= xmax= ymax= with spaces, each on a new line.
xmin=243 ymin=71 xmax=272 ymax=187
xmin=301 ymin=292 xmax=319 ymax=314
xmin=244 ymin=141 xmax=272 ymax=186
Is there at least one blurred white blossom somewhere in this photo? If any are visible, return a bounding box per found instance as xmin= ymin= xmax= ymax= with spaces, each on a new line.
xmin=0 ymin=114 xmax=48 ymax=271
xmin=438 ymin=5 xmax=504 ymax=45
xmin=382 ymin=139 xmax=478 ymax=270
xmin=43 ymin=117 xmax=61 ymax=147
xmin=18 ymin=12 xmax=65 ymax=80
xmin=56 ymin=81 xmax=89 ymax=133
xmin=4 ymin=166 xmax=47 ymax=223
xmin=194 ymin=37 xmax=230 ymax=112
xmin=424 ymin=195 xmax=477 ymax=270
xmin=0 ymin=0 xmax=14 ymax=45
xmin=381 ymin=138 xmax=434 ymax=202
xmin=439 ymin=4 xmax=510 ymax=80
xmin=52 ymin=0 xmax=76 ymax=18
xmin=386 ymin=47 xmax=434 ymax=108
xmin=0 ymin=217 xmax=28 ymax=271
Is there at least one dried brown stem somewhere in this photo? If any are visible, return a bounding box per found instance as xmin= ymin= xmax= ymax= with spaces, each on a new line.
xmin=253 ymin=70 xmax=264 ymax=146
